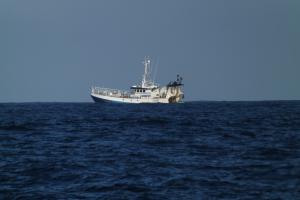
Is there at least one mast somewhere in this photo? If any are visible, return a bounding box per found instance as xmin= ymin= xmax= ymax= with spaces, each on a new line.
xmin=142 ymin=57 xmax=151 ymax=88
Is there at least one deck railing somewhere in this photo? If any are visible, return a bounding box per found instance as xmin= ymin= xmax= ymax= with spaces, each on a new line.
xmin=91 ymin=87 xmax=130 ymax=98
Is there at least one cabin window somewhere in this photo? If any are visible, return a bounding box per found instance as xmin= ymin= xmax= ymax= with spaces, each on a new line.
xmin=143 ymin=90 xmax=145 ymax=92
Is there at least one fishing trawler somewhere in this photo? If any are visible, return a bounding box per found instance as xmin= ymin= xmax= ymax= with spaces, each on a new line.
xmin=91 ymin=57 xmax=184 ymax=103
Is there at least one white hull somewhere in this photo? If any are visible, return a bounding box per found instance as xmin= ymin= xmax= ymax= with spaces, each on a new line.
xmin=91 ymin=93 xmax=170 ymax=104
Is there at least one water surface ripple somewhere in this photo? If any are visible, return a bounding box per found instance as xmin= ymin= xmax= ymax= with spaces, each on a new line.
xmin=0 ymin=101 xmax=300 ymax=199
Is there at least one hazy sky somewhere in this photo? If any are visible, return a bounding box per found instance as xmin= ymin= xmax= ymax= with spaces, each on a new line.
xmin=0 ymin=0 xmax=299 ymax=102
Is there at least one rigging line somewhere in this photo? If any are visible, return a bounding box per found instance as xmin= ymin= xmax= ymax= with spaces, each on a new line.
xmin=153 ymin=57 xmax=159 ymax=84
xmin=150 ymin=57 xmax=155 ymax=83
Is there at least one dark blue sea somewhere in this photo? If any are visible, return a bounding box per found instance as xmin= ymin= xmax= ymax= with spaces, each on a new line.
xmin=0 ymin=101 xmax=300 ymax=199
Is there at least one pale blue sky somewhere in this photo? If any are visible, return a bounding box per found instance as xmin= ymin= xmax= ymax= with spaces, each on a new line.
xmin=0 ymin=0 xmax=299 ymax=102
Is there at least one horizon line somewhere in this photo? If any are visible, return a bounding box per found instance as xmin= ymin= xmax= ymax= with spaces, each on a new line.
xmin=0 ymin=99 xmax=300 ymax=104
